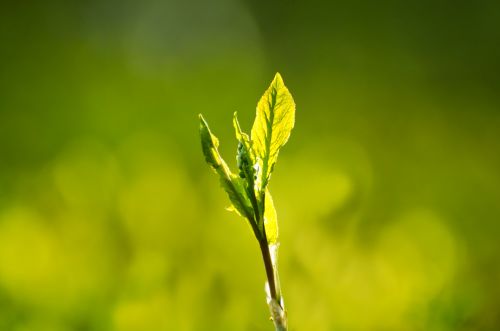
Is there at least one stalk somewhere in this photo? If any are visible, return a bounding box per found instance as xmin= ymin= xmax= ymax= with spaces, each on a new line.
xmin=199 ymin=72 xmax=294 ymax=331
xmin=259 ymin=238 xmax=287 ymax=331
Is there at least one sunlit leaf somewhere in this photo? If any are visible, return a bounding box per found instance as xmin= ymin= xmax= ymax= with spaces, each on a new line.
xmin=251 ymin=73 xmax=295 ymax=192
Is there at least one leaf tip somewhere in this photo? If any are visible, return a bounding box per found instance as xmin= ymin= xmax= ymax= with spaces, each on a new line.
xmin=273 ymin=72 xmax=284 ymax=87
xmin=199 ymin=113 xmax=206 ymax=124
xmin=233 ymin=111 xmax=244 ymax=137
xmin=232 ymin=111 xmax=239 ymax=125
xmin=199 ymin=114 xmax=212 ymax=134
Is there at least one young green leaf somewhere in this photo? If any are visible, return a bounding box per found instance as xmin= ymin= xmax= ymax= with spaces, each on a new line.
xmin=251 ymin=73 xmax=295 ymax=192
xmin=199 ymin=114 xmax=254 ymax=221
xmin=233 ymin=112 xmax=264 ymax=232
xmin=233 ymin=112 xmax=256 ymax=182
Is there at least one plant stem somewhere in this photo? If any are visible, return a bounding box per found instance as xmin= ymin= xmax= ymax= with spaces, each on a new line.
xmin=259 ymin=239 xmax=278 ymax=299
xmin=259 ymin=239 xmax=287 ymax=331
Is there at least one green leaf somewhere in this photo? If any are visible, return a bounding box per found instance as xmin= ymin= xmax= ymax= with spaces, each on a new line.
xmin=233 ymin=112 xmax=256 ymax=181
xmin=199 ymin=114 xmax=254 ymax=220
xmin=263 ymin=190 xmax=278 ymax=244
xmin=251 ymin=73 xmax=295 ymax=192
xmin=233 ymin=112 xmax=264 ymax=229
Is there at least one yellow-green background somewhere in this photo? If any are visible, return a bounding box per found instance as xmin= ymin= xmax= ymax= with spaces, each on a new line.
xmin=1 ymin=0 xmax=499 ymax=330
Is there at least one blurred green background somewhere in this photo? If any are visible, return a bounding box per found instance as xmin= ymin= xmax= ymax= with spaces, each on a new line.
xmin=1 ymin=0 xmax=500 ymax=330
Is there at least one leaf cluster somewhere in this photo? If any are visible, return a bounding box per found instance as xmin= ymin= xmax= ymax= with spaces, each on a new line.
xmin=199 ymin=73 xmax=295 ymax=245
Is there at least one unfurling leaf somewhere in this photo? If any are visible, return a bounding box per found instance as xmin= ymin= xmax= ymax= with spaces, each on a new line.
xmin=251 ymin=73 xmax=295 ymax=192
xmin=199 ymin=114 xmax=254 ymax=221
xmin=233 ymin=112 xmax=263 ymax=228
xmin=233 ymin=112 xmax=256 ymax=182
